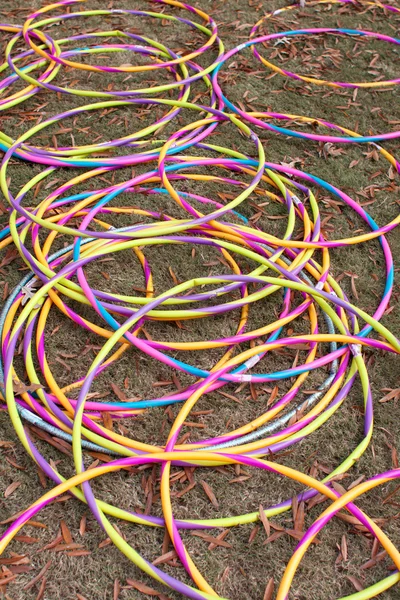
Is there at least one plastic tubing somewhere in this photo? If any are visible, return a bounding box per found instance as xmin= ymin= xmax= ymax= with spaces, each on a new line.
xmin=211 ymin=0 xmax=400 ymax=143
xmin=16 ymin=0 xmax=224 ymax=96
xmin=0 ymin=4 xmax=399 ymax=598
xmin=249 ymin=0 xmax=400 ymax=89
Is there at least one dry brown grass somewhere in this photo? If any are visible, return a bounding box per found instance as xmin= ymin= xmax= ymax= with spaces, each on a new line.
xmin=0 ymin=1 xmax=399 ymax=599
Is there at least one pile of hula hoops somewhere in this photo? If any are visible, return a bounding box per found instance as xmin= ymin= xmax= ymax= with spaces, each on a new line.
xmin=0 ymin=0 xmax=399 ymax=598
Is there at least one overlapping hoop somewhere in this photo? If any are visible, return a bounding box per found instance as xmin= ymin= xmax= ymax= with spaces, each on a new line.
xmin=0 ymin=1 xmax=399 ymax=599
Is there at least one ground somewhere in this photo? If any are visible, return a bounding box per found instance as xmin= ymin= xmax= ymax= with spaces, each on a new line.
xmin=0 ymin=1 xmax=399 ymax=599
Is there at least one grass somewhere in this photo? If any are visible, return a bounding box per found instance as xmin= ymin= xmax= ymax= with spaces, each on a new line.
xmin=0 ymin=1 xmax=399 ymax=599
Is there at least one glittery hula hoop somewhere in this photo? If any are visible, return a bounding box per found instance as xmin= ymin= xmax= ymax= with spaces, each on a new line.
xmin=1 ymin=157 xmax=399 ymax=599
xmin=248 ymin=27 xmax=400 ymax=89
xmin=212 ymin=50 xmax=400 ymax=142
xmin=0 ymin=138 xmax=396 ymax=540
xmin=0 ymin=40 xmax=201 ymax=156
xmin=249 ymin=0 xmax=400 ymax=89
xmin=0 ymin=3 xmax=399 ymax=599
xmin=12 ymin=0 xmax=223 ymax=98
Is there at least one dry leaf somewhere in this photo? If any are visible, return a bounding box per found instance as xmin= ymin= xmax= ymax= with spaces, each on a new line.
xmin=110 ymin=383 xmax=127 ymax=401
xmin=35 ymin=577 xmax=47 ymax=600
xmin=113 ymin=579 xmax=120 ymax=600
xmin=208 ymin=530 xmax=230 ymax=551
xmin=341 ymin=535 xmax=348 ymax=562
xmin=259 ymin=505 xmax=271 ymax=538
xmin=263 ymin=578 xmax=274 ymax=600
xmin=24 ymin=561 xmax=52 ymax=591
xmin=200 ymin=480 xmax=219 ymax=508
xmin=4 ymin=481 xmax=21 ymax=498
xmin=12 ymin=381 xmax=43 ymax=395
xmin=191 ymin=531 xmax=231 ymax=548
xmin=79 ymin=515 xmax=87 ymax=536
xmin=347 ymin=576 xmax=364 ymax=592
xmin=60 ymin=520 xmax=73 ymax=544
xmin=379 ymin=388 xmax=400 ymax=403
xmin=248 ymin=525 xmax=259 ymax=544
xmin=152 ymin=550 xmax=178 ymax=566
xmin=126 ymin=579 xmax=160 ymax=596
xmin=14 ymin=535 xmax=39 ymax=544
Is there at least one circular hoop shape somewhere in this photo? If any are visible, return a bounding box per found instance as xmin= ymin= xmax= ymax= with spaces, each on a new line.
xmin=249 ymin=0 xmax=400 ymax=89
xmin=12 ymin=0 xmax=223 ymax=98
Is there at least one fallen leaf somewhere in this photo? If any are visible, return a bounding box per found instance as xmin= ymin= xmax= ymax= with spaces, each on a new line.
xmin=341 ymin=535 xmax=348 ymax=562
xmin=14 ymin=536 xmax=39 ymax=544
xmin=152 ymin=550 xmax=178 ymax=566
xmin=191 ymin=531 xmax=231 ymax=548
xmin=347 ymin=576 xmax=364 ymax=592
xmin=113 ymin=579 xmax=120 ymax=600
xmin=35 ymin=577 xmax=47 ymax=600
xmin=259 ymin=505 xmax=271 ymax=538
xmin=126 ymin=579 xmax=160 ymax=596
xmin=263 ymin=578 xmax=274 ymax=600
xmin=60 ymin=520 xmax=73 ymax=544
xmin=248 ymin=525 xmax=259 ymax=544
xmin=4 ymin=481 xmax=21 ymax=498
xmin=12 ymin=381 xmax=43 ymax=395
xmin=200 ymin=480 xmax=219 ymax=508
xmin=379 ymin=388 xmax=400 ymax=403
xmin=24 ymin=561 xmax=52 ymax=591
